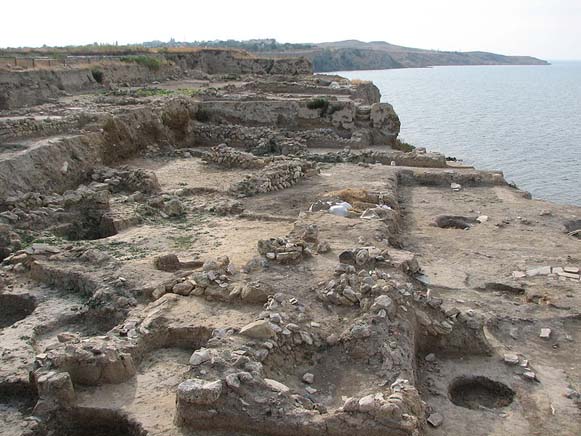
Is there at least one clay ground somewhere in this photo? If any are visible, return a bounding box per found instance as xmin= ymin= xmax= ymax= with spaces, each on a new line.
xmin=401 ymin=183 xmax=581 ymax=435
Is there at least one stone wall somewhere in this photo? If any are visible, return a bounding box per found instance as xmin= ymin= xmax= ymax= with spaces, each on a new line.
xmin=230 ymin=160 xmax=318 ymax=197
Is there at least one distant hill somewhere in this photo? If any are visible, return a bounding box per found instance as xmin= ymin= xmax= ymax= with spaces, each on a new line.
xmin=11 ymin=39 xmax=546 ymax=73
xmin=169 ymin=39 xmax=548 ymax=72
xmin=265 ymin=40 xmax=549 ymax=72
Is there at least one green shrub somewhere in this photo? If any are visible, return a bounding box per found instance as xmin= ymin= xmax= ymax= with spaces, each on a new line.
xmin=121 ymin=55 xmax=163 ymax=71
xmin=91 ymin=69 xmax=104 ymax=83
xmin=393 ymin=138 xmax=416 ymax=152
xmin=327 ymin=103 xmax=343 ymax=116
xmin=195 ymin=109 xmax=210 ymax=122
xmin=306 ymin=98 xmax=330 ymax=112
xmin=134 ymin=87 xmax=172 ymax=97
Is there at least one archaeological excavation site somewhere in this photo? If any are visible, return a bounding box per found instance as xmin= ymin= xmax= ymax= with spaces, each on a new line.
xmin=0 ymin=49 xmax=580 ymax=436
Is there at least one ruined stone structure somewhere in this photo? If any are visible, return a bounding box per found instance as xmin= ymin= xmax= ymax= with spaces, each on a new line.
xmin=0 ymin=50 xmax=580 ymax=436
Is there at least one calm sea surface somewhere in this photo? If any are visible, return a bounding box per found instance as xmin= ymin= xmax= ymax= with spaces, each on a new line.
xmin=335 ymin=62 xmax=581 ymax=206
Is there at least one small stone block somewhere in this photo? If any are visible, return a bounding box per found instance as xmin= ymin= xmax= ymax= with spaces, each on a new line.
xmin=540 ymin=328 xmax=551 ymax=339
xmin=427 ymin=412 xmax=444 ymax=427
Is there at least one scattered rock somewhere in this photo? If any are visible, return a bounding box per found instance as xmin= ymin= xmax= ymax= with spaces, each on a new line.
xmin=503 ymin=353 xmax=519 ymax=365
xmin=427 ymin=412 xmax=444 ymax=427
xmin=189 ymin=348 xmax=211 ymax=366
xmin=302 ymin=373 xmax=314 ymax=384
xmin=240 ymin=320 xmax=277 ymax=339
xmin=425 ymin=353 xmax=436 ymax=362
xmin=526 ymin=266 xmax=552 ymax=277
xmin=173 ymin=280 xmax=194 ymax=296
xmin=240 ymin=281 xmax=272 ymax=304
xmin=264 ymin=378 xmax=290 ymax=393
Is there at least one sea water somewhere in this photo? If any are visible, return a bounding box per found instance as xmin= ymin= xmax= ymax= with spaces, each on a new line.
xmin=335 ymin=62 xmax=581 ymax=205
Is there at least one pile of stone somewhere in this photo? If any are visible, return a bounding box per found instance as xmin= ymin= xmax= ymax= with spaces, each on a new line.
xmin=203 ymin=144 xmax=267 ymax=169
xmin=146 ymin=195 xmax=187 ymax=218
xmin=340 ymin=378 xmax=424 ymax=423
xmin=257 ymin=237 xmax=312 ymax=264
xmin=0 ymin=223 xmax=22 ymax=260
xmin=34 ymin=336 xmax=137 ymax=386
xmin=256 ymin=224 xmax=329 ymax=264
xmin=0 ymin=190 xmax=70 ymax=228
xmin=318 ymin=251 xmax=392 ymax=307
xmin=230 ymin=159 xmax=317 ymax=197
xmin=196 ymin=198 xmax=244 ymax=216
xmin=90 ymin=166 xmax=161 ymax=194
xmin=153 ymin=256 xmax=237 ymax=300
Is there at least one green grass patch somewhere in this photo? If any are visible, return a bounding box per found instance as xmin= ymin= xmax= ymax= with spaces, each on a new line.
xmin=169 ymin=234 xmax=195 ymax=249
xmin=91 ymin=69 xmax=104 ymax=83
xmin=133 ymin=87 xmax=173 ymax=97
xmin=120 ymin=55 xmax=164 ymax=71
xmin=306 ymin=98 xmax=330 ymax=112
xmin=393 ymin=138 xmax=416 ymax=152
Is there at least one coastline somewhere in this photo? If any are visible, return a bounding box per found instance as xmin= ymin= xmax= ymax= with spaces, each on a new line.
xmin=334 ymin=63 xmax=581 ymax=206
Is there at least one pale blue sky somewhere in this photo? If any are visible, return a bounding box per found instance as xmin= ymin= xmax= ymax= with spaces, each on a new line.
xmin=1 ymin=0 xmax=580 ymax=59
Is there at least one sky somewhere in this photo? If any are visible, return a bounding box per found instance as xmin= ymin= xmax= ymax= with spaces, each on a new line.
xmin=1 ymin=0 xmax=580 ymax=60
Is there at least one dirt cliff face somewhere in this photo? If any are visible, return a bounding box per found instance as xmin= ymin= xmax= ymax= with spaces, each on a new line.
xmin=0 ymin=49 xmax=312 ymax=110
xmin=0 ymin=59 xmax=579 ymax=436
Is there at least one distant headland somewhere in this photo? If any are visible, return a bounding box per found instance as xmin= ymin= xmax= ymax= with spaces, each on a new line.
xmin=135 ymin=38 xmax=550 ymax=72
